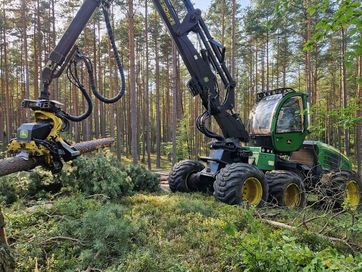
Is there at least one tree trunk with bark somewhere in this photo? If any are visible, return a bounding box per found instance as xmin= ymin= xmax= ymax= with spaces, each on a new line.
xmin=128 ymin=0 xmax=138 ymax=164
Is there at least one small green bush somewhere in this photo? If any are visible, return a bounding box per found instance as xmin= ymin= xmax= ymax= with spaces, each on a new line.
xmin=125 ymin=164 xmax=160 ymax=192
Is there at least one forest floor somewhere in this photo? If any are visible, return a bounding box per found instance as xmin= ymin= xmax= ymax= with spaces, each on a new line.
xmin=5 ymin=192 xmax=362 ymax=271
xmin=5 ymin=193 xmax=362 ymax=272
xmin=1 ymin=153 xmax=362 ymax=271
xmin=121 ymin=154 xmax=173 ymax=173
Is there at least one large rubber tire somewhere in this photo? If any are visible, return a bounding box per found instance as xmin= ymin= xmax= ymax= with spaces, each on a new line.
xmin=266 ymin=170 xmax=306 ymax=208
xmin=168 ymin=160 xmax=205 ymax=193
xmin=320 ymin=170 xmax=362 ymax=210
xmin=213 ymin=163 xmax=268 ymax=207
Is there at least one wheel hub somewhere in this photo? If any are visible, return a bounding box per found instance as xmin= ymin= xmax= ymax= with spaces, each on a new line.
xmin=345 ymin=180 xmax=360 ymax=209
xmin=241 ymin=177 xmax=263 ymax=205
xmin=284 ymin=183 xmax=301 ymax=208
xmin=186 ymin=172 xmax=199 ymax=191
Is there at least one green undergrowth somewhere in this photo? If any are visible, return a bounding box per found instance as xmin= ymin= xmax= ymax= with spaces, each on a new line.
xmin=3 ymin=193 xmax=362 ymax=271
xmin=259 ymin=206 xmax=362 ymax=248
xmin=1 ymin=152 xmax=361 ymax=271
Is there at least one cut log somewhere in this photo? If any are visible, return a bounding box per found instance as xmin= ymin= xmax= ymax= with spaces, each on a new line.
xmin=0 ymin=138 xmax=114 ymax=177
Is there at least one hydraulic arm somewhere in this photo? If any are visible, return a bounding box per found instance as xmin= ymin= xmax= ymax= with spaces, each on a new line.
xmin=153 ymin=0 xmax=249 ymax=142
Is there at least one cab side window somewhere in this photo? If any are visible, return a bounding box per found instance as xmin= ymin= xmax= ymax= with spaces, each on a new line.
xmin=276 ymin=97 xmax=303 ymax=133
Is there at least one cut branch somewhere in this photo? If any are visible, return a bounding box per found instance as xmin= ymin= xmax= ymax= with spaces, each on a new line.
xmin=261 ymin=218 xmax=361 ymax=255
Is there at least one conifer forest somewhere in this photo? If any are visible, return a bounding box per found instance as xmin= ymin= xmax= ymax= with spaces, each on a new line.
xmin=0 ymin=0 xmax=361 ymax=271
xmin=0 ymin=0 xmax=360 ymax=173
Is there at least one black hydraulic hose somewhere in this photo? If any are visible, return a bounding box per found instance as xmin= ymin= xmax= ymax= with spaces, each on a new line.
xmin=62 ymin=85 xmax=93 ymax=122
xmin=196 ymin=111 xmax=224 ymax=140
xmin=85 ymin=5 xmax=125 ymax=104
xmin=57 ymin=1 xmax=126 ymax=123
xmin=58 ymin=62 xmax=93 ymax=122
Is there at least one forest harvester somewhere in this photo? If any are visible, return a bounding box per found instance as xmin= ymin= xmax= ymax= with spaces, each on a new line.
xmin=0 ymin=0 xmax=361 ymax=211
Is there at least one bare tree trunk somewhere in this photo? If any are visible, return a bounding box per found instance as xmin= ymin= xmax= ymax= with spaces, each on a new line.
xmin=144 ymin=0 xmax=151 ymax=169
xmin=282 ymin=34 xmax=287 ymax=88
xmin=276 ymin=35 xmax=280 ymax=88
xmin=128 ymin=0 xmax=138 ymax=164
xmin=33 ymin=0 xmax=40 ymax=99
xmin=162 ymin=70 xmax=168 ymax=141
xmin=194 ymin=96 xmax=199 ymax=156
xmin=116 ymin=104 xmax=122 ymax=160
xmin=221 ymin=0 xmax=225 ymax=45
xmin=341 ymin=27 xmax=350 ymax=156
xmin=83 ymin=27 xmax=91 ymax=140
xmin=3 ymin=7 xmax=11 ymax=145
xmin=108 ymin=10 xmax=115 ymax=140
xmin=21 ymin=0 xmax=30 ymax=121
xmin=255 ymin=42 xmax=258 ymax=94
xmin=176 ymin=57 xmax=183 ymax=121
xmin=312 ymin=46 xmax=318 ymax=105
xmin=356 ymin=54 xmax=362 ymax=176
xmin=136 ymin=56 xmax=142 ymax=157
xmin=0 ymin=32 xmax=3 ymax=149
xmin=304 ymin=0 xmax=312 ymax=103
xmin=155 ymin=56 xmax=161 ymax=167
xmin=51 ymin=0 xmax=59 ymax=101
xmin=266 ymin=23 xmax=269 ymax=91
xmin=261 ymin=48 xmax=265 ymax=91
xmin=172 ymin=42 xmax=178 ymax=165
xmin=93 ymin=22 xmax=100 ymax=139
xmin=231 ymin=0 xmax=236 ymax=78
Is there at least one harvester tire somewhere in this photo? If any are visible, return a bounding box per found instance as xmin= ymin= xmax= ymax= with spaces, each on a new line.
xmin=213 ymin=163 xmax=268 ymax=207
xmin=266 ymin=171 xmax=306 ymax=208
xmin=321 ymin=170 xmax=362 ymax=210
xmin=168 ymin=160 xmax=204 ymax=193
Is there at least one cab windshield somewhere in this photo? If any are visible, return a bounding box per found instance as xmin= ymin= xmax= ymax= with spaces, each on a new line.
xmin=249 ymin=94 xmax=282 ymax=135
xmin=276 ymin=96 xmax=303 ymax=133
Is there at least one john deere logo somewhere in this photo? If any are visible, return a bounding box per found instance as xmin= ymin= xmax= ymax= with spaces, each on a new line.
xmin=19 ymin=130 xmax=28 ymax=139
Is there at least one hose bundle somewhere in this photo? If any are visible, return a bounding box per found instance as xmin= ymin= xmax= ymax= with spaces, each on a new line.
xmin=59 ymin=1 xmax=126 ymax=123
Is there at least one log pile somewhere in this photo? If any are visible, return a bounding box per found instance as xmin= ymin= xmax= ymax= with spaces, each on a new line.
xmin=157 ymin=171 xmax=169 ymax=192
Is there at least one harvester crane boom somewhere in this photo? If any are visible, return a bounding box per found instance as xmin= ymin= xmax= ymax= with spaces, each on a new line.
xmin=40 ymin=0 xmax=100 ymax=99
xmin=153 ymin=0 xmax=249 ymax=142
